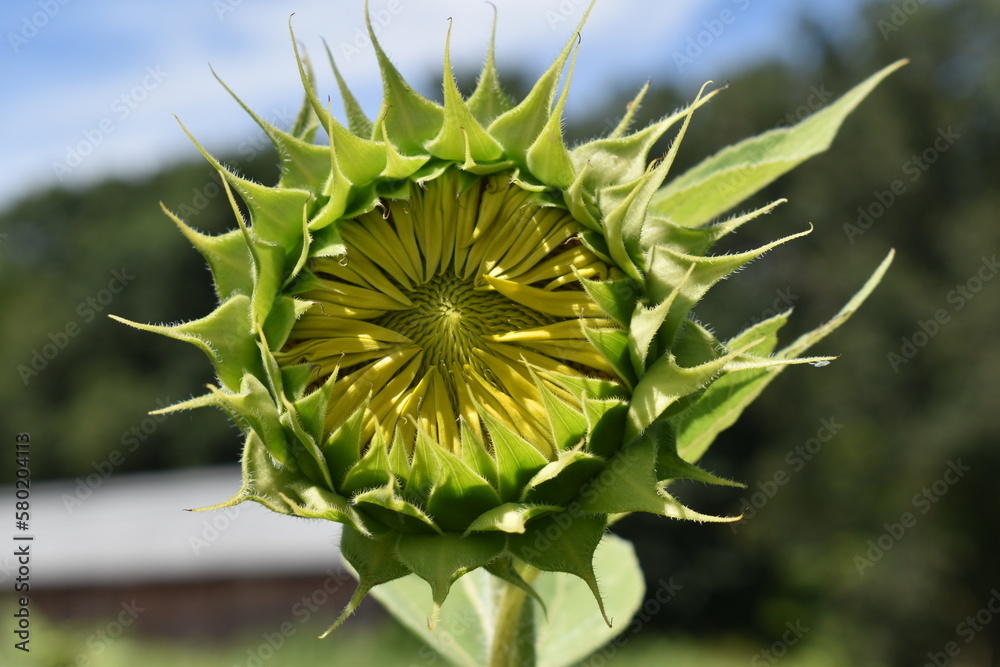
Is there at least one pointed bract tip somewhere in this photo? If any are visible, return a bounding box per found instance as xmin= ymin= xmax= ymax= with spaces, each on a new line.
xmin=427 ymin=607 xmax=440 ymax=631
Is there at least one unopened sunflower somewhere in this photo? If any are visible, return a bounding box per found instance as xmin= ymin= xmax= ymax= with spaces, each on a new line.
xmin=114 ymin=3 xmax=901 ymax=632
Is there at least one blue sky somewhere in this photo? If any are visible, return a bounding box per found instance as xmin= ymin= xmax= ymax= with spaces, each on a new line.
xmin=0 ymin=0 xmax=871 ymax=212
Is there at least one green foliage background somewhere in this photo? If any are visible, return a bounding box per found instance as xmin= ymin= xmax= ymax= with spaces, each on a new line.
xmin=2 ymin=0 xmax=997 ymax=664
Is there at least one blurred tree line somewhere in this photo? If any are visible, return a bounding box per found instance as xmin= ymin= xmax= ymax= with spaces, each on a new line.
xmin=1 ymin=0 xmax=996 ymax=664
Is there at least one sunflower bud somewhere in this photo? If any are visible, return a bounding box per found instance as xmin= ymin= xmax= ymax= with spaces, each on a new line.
xmin=113 ymin=2 xmax=901 ymax=632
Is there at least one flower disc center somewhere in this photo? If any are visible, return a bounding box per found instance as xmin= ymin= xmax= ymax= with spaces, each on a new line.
xmin=277 ymin=169 xmax=615 ymax=455
xmin=374 ymin=274 xmax=553 ymax=374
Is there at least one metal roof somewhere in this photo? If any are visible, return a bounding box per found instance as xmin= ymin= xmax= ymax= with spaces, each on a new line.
xmin=1 ymin=466 xmax=344 ymax=589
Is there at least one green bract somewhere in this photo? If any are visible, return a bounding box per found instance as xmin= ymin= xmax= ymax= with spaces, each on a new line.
xmin=114 ymin=3 xmax=902 ymax=633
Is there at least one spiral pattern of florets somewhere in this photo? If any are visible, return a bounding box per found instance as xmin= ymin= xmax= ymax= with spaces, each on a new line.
xmin=373 ymin=275 xmax=555 ymax=373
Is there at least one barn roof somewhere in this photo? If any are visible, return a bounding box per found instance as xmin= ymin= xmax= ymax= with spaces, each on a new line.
xmin=1 ymin=466 xmax=344 ymax=589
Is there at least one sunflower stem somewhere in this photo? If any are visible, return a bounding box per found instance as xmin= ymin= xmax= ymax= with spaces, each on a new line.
xmin=488 ymin=566 xmax=540 ymax=667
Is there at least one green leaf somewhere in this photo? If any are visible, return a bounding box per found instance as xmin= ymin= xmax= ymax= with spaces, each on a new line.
xmin=582 ymin=326 xmax=637 ymax=390
xmin=288 ymin=49 xmax=321 ymax=143
xmin=540 ymin=368 xmax=625 ymax=402
xmin=673 ymin=309 xmax=791 ymax=463
xmin=533 ymin=375 xmax=588 ymax=452
xmin=525 ymin=38 xmax=578 ymax=188
xmin=162 ymin=212 xmax=252 ymax=299
xmin=572 ymin=101 xmax=688 ymax=192
xmin=425 ymin=440 xmax=503 ymax=532
xmin=649 ymin=422 xmax=742 ymax=488
xmin=488 ymin=4 xmax=592 ymax=163
xmin=627 ymin=286 xmax=681 ymax=375
xmin=327 ymin=527 xmax=409 ymax=635
xmin=262 ymin=296 xmax=310 ymax=352
xmin=210 ymin=65 xmax=332 ymax=192
xmin=173 ymin=117 xmax=314 ymax=254
xmin=369 ymin=533 xmax=643 ymax=667
xmin=279 ymin=363 xmax=316 ymax=401
xmin=466 ymin=503 xmax=563 ymax=535
xmin=352 ymin=482 xmax=442 ymax=535
xmin=403 ymin=427 xmax=439 ymax=507
xmin=564 ymin=163 xmax=601 ymax=232
xmin=109 ymin=295 xmax=261 ymax=394
xmin=395 ymin=532 xmax=506 ymax=628
xmin=325 ymin=117 xmax=388 ymax=185
xmin=323 ymin=39 xmax=373 ymax=139
xmin=626 ymin=347 xmax=738 ymax=444
xmin=322 ymin=400 xmax=368 ymax=489
xmin=675 ymin=251 xmax=894 ymax=463
xmin=649 ymin=60 xmax=907 ymax=227
xmin=278 ymin=484 xmax=366 ymax=530
xmin=522 ymin=450 xmax=606 ymax=506
xmin=576 ymin=272 xmax=638 ymax=328
xmin=577 ymin=433 xmax=738 ymax=523
xmin=367 ymin=9 xmax=443 ymax=153
xmin=582 ymin=398 xmax=628 ymax=459
xmin=466 ymin=8 xmax=514 ymax=125
xmin=285 ymin=363 xmax=338 ymax=446
xmin=481 ymin=412 xmax=550 ymax=502
xmin=460 ymin=422 xmax=499 ymax=489
xmin=508 ymin=513 xmax=610 ymax=625
xmin=426 ymin=20 xmax=503 ymax=163
xmin=339 ymin=428 xmax=393 ymax=496
xmin=280 ymin=408 xmax=334 ymax=490
xmin=368 ymin=571 xmax=494 ymax=667
xmin=387 ymin=429 xmax=412 ymax=482
xmin=308 ymin=224 xmax=347 ymax=259
xmin=641 ymin=199 xmax=786 ymax=256
xmin=644 ymin=228 xmax=810 ymax=344
xmin=601 ymin=85 xmax=704 ymax=277
xmin=534 ymin=534 xmax=644 ymax=667
xmin=671 ymin=319 xmax=725 ymax=369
